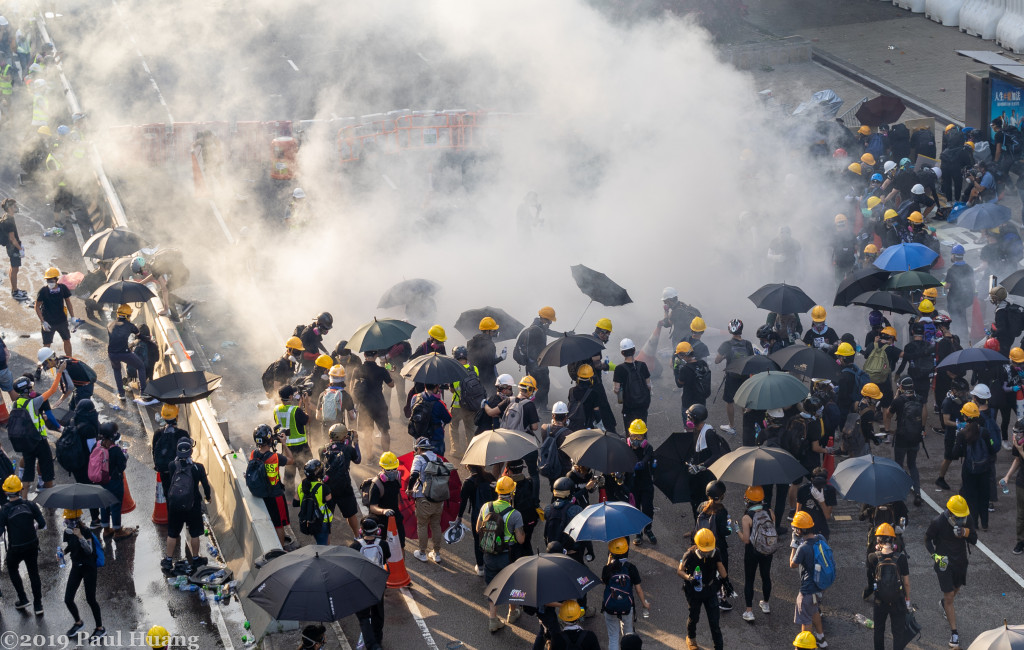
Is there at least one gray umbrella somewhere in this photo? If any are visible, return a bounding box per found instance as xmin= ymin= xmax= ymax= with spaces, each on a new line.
xmin=707 ymin=446 xmax=808 ymax=486
xmin=378 ymin=278 xmax=439 ymax=309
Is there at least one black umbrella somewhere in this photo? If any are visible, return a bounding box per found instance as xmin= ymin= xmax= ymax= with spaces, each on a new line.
xmin=954 ymin=203 xmax=1012 ymax=232
xmin=142 ymin=371 xmax=222 ymax=404
xmin=884 ymin=270 xmax=942 ymax=291
xmin=936 ymin=347 xmax=1010 ymax=373
xmin=732 ymin=371 xmax=810 ymax=409
xmin=536 ymin=334 xmax=604 ymax=367
xmin=348 ymin=318 xmax=416 ymax=353
xmin=34 ymin=483 xmax=119 ymax=510
xmin=484 ymin=553 xmax=600 ymax=607
xmin=652 ymin=432 xmax=694 ymax=503
xmin=247 ymin=546 xmax=388 ymax=621
xmin=834 ymin=267 xmax=890 ymax=306
xmin=726 ymin=355 xmax=779 ymax=375
xmin=748 ymin=283 xmax=816 ymax=314
xmin=377 ymin=278 xmax=439 ymax=309
xmin=828 ymin=455 xmax=912 ymax=506
xmin=1001 ymin=269 xmax=1024 ymax=298
xmin=82 ymin=227 xmax=146 ymax=260
xmin=570 ymin=264 xmax=632 ymax=307
xmin=849 ymin=290 xmax=916 ymax=315
xmin=399 ymin=352 xmax=469 ymax=384
xmin=453 ymin=307 xmax=525 ymax=341
xmin=105 ymin=255 xmax=136 ymax=282
xmin=89 ymin=280 xmax=156 ymax=305
xmin=560 ymin=429 xmax=635 ymax=474
xmin=462 ymin=428 xmax=539 ymax=466
xmin=707 ymin=446 xmax=808 ymax=485
xmin=855 ymin=96 xmax=906 ymax=127
xmin=769 ymin=344 xmax=842 ymax=382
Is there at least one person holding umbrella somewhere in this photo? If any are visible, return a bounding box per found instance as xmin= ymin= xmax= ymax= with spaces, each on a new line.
xmin=351 ymin=350 xmax=395 ymax=455
xmin=567 ymin=319 xmax=618 ymax=433
xmin=925 ymin=495 xmax=977 ymax=650
xmin=544 ymin=478 xmax=594 ymax=614
xmin=467 ymin=317 xmax=507 ymax=393
xmin=516 ymin=307 xmax=557 ymax=410
xmin=601 ymin=537 xmax=649 ymax=650
xmin=684 ymin=404 xmax=728 ymax=520
xmin=678 ymin=528 xmax=730 ymax=650
xmin=477 ymin=476 xmax=526 ymax=632
xmin=349 ymin=518 xmax=390 ymax=650
xmin=568 ymin=365 xmax=603 ymax=430
xmin=61 ymin=509 xmax=104 ymax=640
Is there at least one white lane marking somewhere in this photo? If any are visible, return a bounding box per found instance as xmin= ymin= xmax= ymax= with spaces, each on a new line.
xmin=382 ymin=174 xmax=398 ymax=190
xmin=330 ymin=621 xmax=353 ymax=650
xmin=287 ymin=59 xmax=300 ymax=72
xmin=400 ymin=587 xmax=440 ymax=650
xmin=207 ymin=595 xmax=237 ymax=650
xmin=110 ymin=0 xmax=175 ymax=124
xmin=207 ymin=198 xmax=236 ymax=245
xmin=919 ymin=490 xmax=1024 ymax=590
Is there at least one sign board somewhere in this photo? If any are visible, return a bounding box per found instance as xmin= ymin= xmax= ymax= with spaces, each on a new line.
xmin=990 ymin=72 xmax=1024 ymax=135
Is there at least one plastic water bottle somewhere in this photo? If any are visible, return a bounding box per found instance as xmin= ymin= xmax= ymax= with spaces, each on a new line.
xmin=1001 ymin=479 xmax=1011 ymax=495
xmin=56 ymin=547 xmax=66 ymax=568
xmin=210 ymin=569 xmax=226 ymax=581
xmin=207 ymin=543 xmax=219 ymax=557
xmin=855 ymin=613 xmax=874 ymax=628
xmin=243 ymin=621 xmax=251 ymax=630
xmin=693 ymin=567 xmax=703 ymax=592
xmin=199 ymin=588 xmax=207 ymax=603
xmin=726 ymin=516 xmax=734 ymax=534
xmin=70 ymin=318 xmax=84 ymax=332
xmin=180 ymin=583 xmax=198 ymax=592
xmin=356 ymin=633 xmax=366 ymax=650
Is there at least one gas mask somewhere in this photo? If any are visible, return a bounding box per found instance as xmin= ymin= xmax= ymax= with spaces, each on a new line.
xmin=383 ymin=469 xmax=401 ymax=481
xmin=946 ymin=514 xmax=968 ymax=528
xmin=811 ymin=322 xmax=827 ymax=334
xmin=629 ymin=436 xmax=646 ymax=449
xmin=696 ymin=548 xmax=715 ymax=560
xmin=685 ymin=419 xmax=696 ymax=431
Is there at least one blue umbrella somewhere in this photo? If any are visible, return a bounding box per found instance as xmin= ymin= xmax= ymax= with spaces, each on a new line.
xmin=936 ymin=347 xmax=1010 ymax=373
xmin=873 ymin=243 xmax=938 ymax=272
xmin=955 ymin=203 xmax=1011 ymax=231
xmin=564 ymin=502 xmax=652 ymax=542
xmin=829 ymin=455 xmax=912 ymax=506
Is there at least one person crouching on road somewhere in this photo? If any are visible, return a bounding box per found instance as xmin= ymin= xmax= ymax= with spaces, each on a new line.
xmin=677 ymin=528 xmax=731 ymax=650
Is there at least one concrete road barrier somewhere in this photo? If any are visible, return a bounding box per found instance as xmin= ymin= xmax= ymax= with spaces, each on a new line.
xmin=996 ymin=0 xmax=1024 ymax=50
xmin=960 ymin=0 xmax=1007 ymax=39
xmin=926 ymin=0 xmax=966 ymax=24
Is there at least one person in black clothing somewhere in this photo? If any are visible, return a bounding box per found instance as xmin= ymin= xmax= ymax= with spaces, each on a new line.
xmin=62 ymin=509 xmax=105 ymax=640
xmin=70 ymin=398 xmax=101 ymax=524
xmin=521 ymin=308 xmax=557 ymax=409
xmin=627 ymin=419 xmax=657 ymax=545
xmin=894 ymin=322 xmax=934 ymax=423
xmin=600 ymin=538 xmax=650 ymax=649
xmin=39 ymin=348 xmax=96 ymax=410
xmin=128 ymin=323 xmax=159 ymax=385
xmin=758 ymin=409 xmax=790 ymax=532
xmin=831 ymin=215 xmax=858 ymax=282
xmin=404 ymin=326 xmax=447 ymax=414
xmin=936 ymin=378 xmax=970 ymax=490
xmin=296 ymin=312 xmax=333 ymax=372
xmin=925 ymin=495 xmax=978 ymax=650
xmin=661 ymin=288 xmax=703 ymax=346
xmin=860 ymin=500 xmax=910 ymax=598
xmin=886 ymin=378 xmax=925 ymax=506
xmin=319 ymin=424 xmax=362 ymax=537
xmin=503 ymin=459 xmax=539 ymax=560
xmin=909 ymin=125 xmax=936 ymax=161
xmin=612 ymin=339 xmax=651 ymax=430
xmin=933 ymin=315 xmax=962 ymax=413
xmin=152 ymin=403 xmax=191 ymax=490
xmin=35 ymin=266 xmax=75 ymax=357
xmin=550 ymin=601 xmax=601 ymax=650
xmin=539 ymin=406 xmax=573 ymax=489
xmin=940 ymin=143 xmax=974 ymax=203
xmin=262 ymin=337 xmax=303 ymax=397
xmin=467 ymin=317 xmax=506 ymax=394
xmin=952 ymin=415 xmax=997 ymax=531
xmin=0 ymin=197 xmax=26 ymax=299
xmin=458 ymin=465 xmax=497 ymax=575
xmin=737 ymin=486 xmax=775 ymax=622
xmin=368 ymin=452 xmax=405 ymax=548
xmin=754 ymin=324 xmax=786 ymax=355
xmin=349 ymin=518 xmax=390 ymax=650
xmin=567 ymin=365 xmax=603 ymax=430
xmin=161 ymin=438 xmax=212 ymax=573
xmin=106 ymin=304 xmax=148 ymax=401
xmin=944 ymin=246 xmax=975 ymax=341
xmin=678 ymin=530 xmax=730 ymax=650
xmin=862 ymin=310 xmax=891 ymax=350
xmin=695 ymin=480 xmax=734 ymax=611
xmin=479 ymin=374 xmax=515 ymax=434
xmin=351 ymin=351 xmax=395 ymax=454
xmin=97 ymin=423 xmax=135 ymax=539
xmin=675 ymin=341 xmax=711 ymax=416
xmin=684 ymin=404 xmax=729 ymax=520
xmin=866 ymin=524 xmax=912 ymax=650
xmin=0 ymin=475 xmax=47 ymax=614
xmin=567 ymin=319 xmax=617 ymax=432
xmin=795 ymin=469 xmax=837 ymax=540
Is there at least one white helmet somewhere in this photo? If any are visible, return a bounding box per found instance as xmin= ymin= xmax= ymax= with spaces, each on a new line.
xmin=661 ymin=287 xmax=678 ymax=300
xmin=619 ymin=338 xmax=635 ymax=352
xmin=37 ymin=347 xmax=55 ymax=364
xmin=552 ymin=401 xmax=569 ymax=415
xmin=970 ymin=383 xmax=992 ymax=399
xmin=932 ymin=166 xmax=942 ymax=180
xmin=32 ymin=79 xmax=47 ymax=91
xmin=911 ymin=184 xmax=925 ymax=195
xmin=0 ymin=16 xmax=9 ymax=26
xmin=496 ymin=373 xmax=514 ymax=387
xmin=292 ymin=187 xmax=305 ymax=199
xmin=883 ymin=160 xmax=897 ymax=173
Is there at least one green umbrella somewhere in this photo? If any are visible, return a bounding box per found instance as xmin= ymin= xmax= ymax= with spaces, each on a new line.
xmin=732 ymin=370 xmax=808 ymax=410
xmin=348 ymin=317 xmax=416 ymax=352
xmin=884 ymin=270 xmax=942 ymax=291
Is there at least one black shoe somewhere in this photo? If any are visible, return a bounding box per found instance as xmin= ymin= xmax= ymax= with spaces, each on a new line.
xmin=14 ymin=599 xmax=29 ymax=610
xmin=91 ymin=628 xmax=106 ymax=641
xmin=913 ymin=492 xmax=923 ymax=507
xmin=633 ymin=535 xmax=643 ymax=547
xmin=646 ymin=530 xmax=657 ymax=545
xmin=1014 ymin=541 xmax=1024 ymax=555
xmin=719 ymin=599 xmax=733 ymax=611
xmin=160 ymin=557 xmax=174 ymax=572
xmin=66 ymin=622 xmax=84 ymax=636
xmin=191 ymin=556 xmax=208 ymax=570
xmin=33 ymin=604 xmax=43 ymax=616
xmin=935 ymin=477 xmax=951 ymax=490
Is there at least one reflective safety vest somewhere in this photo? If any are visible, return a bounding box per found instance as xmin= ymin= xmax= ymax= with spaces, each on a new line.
xmin=17 ymin=32 xmax=32 ymax=55
xmin=45 ymin=152 xmax=62 ymax=172
xmin=31 ymin=94 xmax=48 ymax=127
xmin=451 ymin=363 xmax=479 ymax=408
xmin=250 ymin=449 xmax=281 ymax=485
xmin=274 ymin=404 xmax=306 ymax=446
xmin=14 ymin=397 xmax=48 ymax=438
xmin=298 ymin=480 xmax=333 ymax=523
xmin=0 ymin=65 xmax=12 ymax=96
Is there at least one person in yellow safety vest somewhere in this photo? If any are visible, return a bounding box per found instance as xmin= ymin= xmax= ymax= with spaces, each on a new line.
xmin=295 ymin=459 xmax=333 ymax=545
xmin=274 ymin=384 xmax=313 ymax=500
xmin=0 ymin=63 xmax=13 ymax=98
xmin=30 ymin=78 xmax=47 ymax=127
xmin=15 ymin=22 xmax=32 ymax=80
xmin=449 ymin=346 xmax=481 ymax=456
xmin=11 ymin=372 xmax=64 ymax=499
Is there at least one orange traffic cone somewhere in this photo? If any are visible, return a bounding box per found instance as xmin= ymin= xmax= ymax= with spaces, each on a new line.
xmin=152 ymin=473 xmax=168 ymax=524
xmin=121 ymin=474 xmax=137 ymax=514
xmin=385 ymin=516 xmax=411 ymax=589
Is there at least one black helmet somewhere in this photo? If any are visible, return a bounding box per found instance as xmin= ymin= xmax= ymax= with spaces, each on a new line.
xmin=552 ymin=477 xmax=573 ymax=498
xmin=253 ymin=424 xmax=273 ymax=445
xmin=99 ymin=422 xmax=119 ymax=441
xmin=686 ymin=403 xmax=709 ymax=424
xmin=899 ymin=376 xmax=915 ymax=391
xmin=952 ymin=377 xmax=969 ymax=391
xmin=755 ymin=324 xmax=773 ymax=341
xmin=728 ymin=319 xmax=743 ymax=335
xmin=911 ymin=322 xmax=925 ymax=335
xmin=1015 ymin=419 xmax=1024 ymax=432
xmin=360 ymin=517 xmax=380 ymax=537
xmin=176 ymin=437 xmax=195 ymax=458
xmin=315 ymin=312 xmax=333 ymax=330
xmin=705 ymin=479 xmax=726 ymax=500
xmin=328 ymin=424 xmax=346 ymax=441
xmin=12 ymin=375 xmax=32 ymax=394
xmin=453 ymin=345 xmax=468 ymax=360
xmin=802 ymin=396 xmax=821 ymax=414
xmin=304 ymin=459 xmax=323 ymax=478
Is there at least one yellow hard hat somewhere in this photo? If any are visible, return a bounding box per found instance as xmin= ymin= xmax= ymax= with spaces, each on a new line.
xmin=38 ymin=125 xmax=52 ymax=136
xmin=792 ymin=510 xmax=815 ymax=530
xmin=1011 ymin=347 xmax=1024 ymax=364
xmin=945 ymin=123 xmax=956 ymax=132
xmin=628 ymin=419 xmax=647 ymax=436
xmin=315 ymin=354 xmax=333 ymax=369
xmin=63 ymin=508 xmax=83 ymax=520
xmin=379 ymin=452 xmax=399 ymax=471
xmin=146 ymin=625 xmax=170 ymax=649
xmin=538 ymin=306 xmax=557 ymax=322
xmin=834 ymin=214 xmax=847 ymax=225
xmin=2 ymin=475 xmax=23 ymax=493
xmin=675 ymin=341 xmax=694 ymax=355
xmin=44 ymin=267 xmax=60 ymax=279
xmin=744 ymin=486 xmax=764 ymax=502
xmin=160 ymin=403 xmax=179 ymax=420
xmin=864 ymin=244 xmax=878 ymax=255
xmin=884 ymin=209 xmax=898 ymax=220
xmin=595 ymin=318 xmax=613 ymax=332
xmin=690 ymin=317 xmax=706 ymax=332
xmin=609 ymin=537 xmax=629 ymax=555
xmin=947 ymin=495 xmax=969 ymax=518
xmin=427 ymin=325 xmax=447 ymax=342
xmin=811 ymin=305 xmax=827 ymax=323
xmin=875 ymin=523 xmax=896 ymax=538
xmin=858 ymin=125 xmax=872 ymax=136
xmin=576 ymin=364 xmax=594 ymax=380
xmin=881 ymin=326 xmax=897 ymax=338
xmin=285 ymin=336 xmax=303 ymax=350
xmin=966 ymin=141 xmax=975 ymax=150
xmin=116 ymin=304 xmax=133 ymax=318
xmin=496 ymin=476 xmax=516 ymax=495
xmin=861 ymin=383 xmax=882 ymax=400
xmin=918 ymin=299 xmax=935 ymax=314
xmin=694 ymin=528 xmax=716 ymax=552
xmin=923 ymin=287 xmax=938 ymax=299
xmin=794 ymin=630 xmax=818 ymax=649
xmin=867 ymin=196 xmax=881 ymax=209
xmin=479 ymin=316 xmax=499 ymax=331
xmin=861 ymin=152 xmax=876 ymax=166
xmin=329 ymin=364 xmax=346 ymax=379
xmin=908 ymin=211 xmax=924 ymax=224
xmin=835 ymin=342 xmax=855 ymax=357
xmin=520 ymin=376 xmax=537 ymax=391
xmin=960 ymin=402 xmax=980 ymax=419
xmin=558 ymin=600 xmax=583 ymax=622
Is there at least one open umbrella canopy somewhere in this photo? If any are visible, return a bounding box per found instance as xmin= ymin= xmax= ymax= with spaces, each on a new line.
xmin=874 ymin=243 xmax=938 ymax=272
xmin=82 ymin=227 xmax=146 ymax=260
xmin=834 ymin=267 xmax=890 ymax=306
xmin=1000 ymin=269 xmax=1024 ymax=298
xmin=377 ymin=278 xmax=439 ymax=309
xmin=570 ymin=264 xmax=632 ymax=306
xmin=484 ymin=553 xmax=600 ymax=607
xmin=142 ymin=371 xmax=222 ymax=404
xmin=967 ymin=621 xmax=1024 ymax=650
xmin=89 ymin=280 xmax=156 ymax=305
xmin=348 ymin=318 xmax=416 ymax=352
xmin=936 ymin=347 xmax=1010 ymax=373
xmin=748 ymin=283 xmax=816 ymax=314
xmin=956 ymin=202 xmax=1012 ymax=231
xmin=855 ymin=95 xmax=906 ymax=126
xmin=732 ymin=371 xmax=809 ymax=410
xmin=34 ymin=483 xmax=119 ymax=510
xmin=536 ymin=334 xmax=604 ymax=367
xmin=849 ymin=290 xmax=916 ymax=315
xmin=726 ymin=355 xmax=780 ymax=375
xmin=461 ymin=428 xmax=539 ymax=466
xmin=247 ymin=546 xmax=388 ymax=621
xmin=399 ymin=352 xmax=469 ymax=384
xmin=768 ymin=344 xmax=841 ymax=382
xmin=652 ymin=432 xmax=695 ymax=503
xmin=829 ymin=455 xmax=912 ymax=506
xmin=560 ymin=429 xmax=635 ymax=474
xmin=565 ymin=502 xmax=652 ymax=542
xmin=453 ymin=307 xmax=525 ymax=341
xmin=708 ymin=446 xmax=808 ymax=486
xmin=105 ymin=255 xmax=136 ymax=282
xmin=884 ymin=270 xmax=943 ymax=291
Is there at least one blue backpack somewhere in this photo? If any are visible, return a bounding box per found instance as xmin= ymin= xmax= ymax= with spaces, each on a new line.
xmin=812 ymin=537 xmax=836 ymax=591
xmin=90 ymin=532 xmax=105 ymax=568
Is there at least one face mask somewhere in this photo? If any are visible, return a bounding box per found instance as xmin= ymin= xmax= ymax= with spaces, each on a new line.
xmin=384 ymin=469 xmax=400 ymax=481
xmin=46 ymin=280 xmax=57 ymax=288
xmin=812 ymin=323 xmax=826 ymax=333
xmin=685 ymin=419 xmax=695 ymax=430
xmin=288 ymin=355 xmax=298 ymax=364
xmin=629 ymin=437 xmax=645 ymax=448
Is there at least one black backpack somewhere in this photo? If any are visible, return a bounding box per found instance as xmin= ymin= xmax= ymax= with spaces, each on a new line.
xmin=874 ymin=553 xmax=905 ymax=605
xmin=622 ymin=362 xmax=650 ymax=405
xmin=245 ymin=451 xmax=274 ymax=499
xmin=323 ymin=443 xmax=352 ymax=484
xmin=567 ymin=389 xmax=592 ymax=431
xmin=408 ymin=395 xmax=435 ymax=439
xmin=298 ymin=483 xmax=324 ymax=535
xmin=1006 ymin=304 xmax=1024 ymax=339
xmin=964 ymin=432 xmax=992 ymax=474
xmin=781 ymin=417 xmax=812 ymax=458
xmin=7 ymin=399 xmax=42 ymax=453
xmin=55 ymin=424 xmax=88 ymax=473
xmin=538 ymin=433 xmax=564 ymax=480
xmin=1004 ymin=125 xmax=1024 ymax=159
xmin=896 ymin=396 xmax=924 ymax=444
xmin=512 ymin=328 xmax=531 ymax=366
xmin=543 ymin=500 xmax=576 ymax=553
xmin=695 ymin=506 xmax=718 ymax=536
xmin=166 ymin=460 xmax=198 ymax=514
xmin=456 ymin=372 xmax=488 ymax=413
xmin=360 ymin=476 xmax=384 ymax=507
xmin=692 ymin=361 xmax=712 ymax=400
xmin=152 ymin=426 xmax=180 ymax=473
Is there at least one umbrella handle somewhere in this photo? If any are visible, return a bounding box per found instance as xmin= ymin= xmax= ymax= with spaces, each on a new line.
xmin=572 ymin=299 xmax=594 ymax=333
